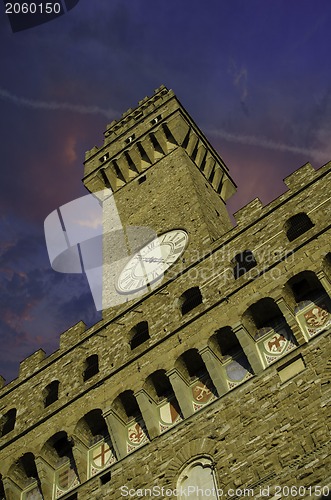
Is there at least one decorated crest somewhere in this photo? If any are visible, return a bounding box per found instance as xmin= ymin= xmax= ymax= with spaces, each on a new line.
xmin=191 ymin=377 xmax=217 ymax=412
xmin=54 ymin=465 xmax=79 ymax=498
xmin=304 ymin=305 xmax=330 ymax=330
xmin=159 ymin=399 xmax=182 ymax=432
xmin=126 ymin=420 xmax=149 ymax=453
xmin=192 ymin=381 xmax=213 ymax=403
xmin=225 ymin=356 xmax=253 ymax=390
xmin=160 ymin=400 xmax=181 ymax=424
xmin=257 ymin=327 xmax=296 ymax=366
xmin=264 ymin=333 xmax=287 ymax=354
xmin=89 ymin=440 xmax=116 ymax=477
xmin=296 ymin=300 xmax=331 ymax=338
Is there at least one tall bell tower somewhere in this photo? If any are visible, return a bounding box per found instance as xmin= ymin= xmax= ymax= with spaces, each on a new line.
xmin=83 ymin=86 xmax=237 ymax=309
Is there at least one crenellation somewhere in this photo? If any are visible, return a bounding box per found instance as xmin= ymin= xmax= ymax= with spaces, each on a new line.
xmin=283 ymin=161 xmax=316 ymax=189
xmin=59 ymin=320 xmax=87 ymax=351
xmin=233 ymin=197 xmax=263 ymax=225
xmin=18 ymin=349 xmax=46 ymax=381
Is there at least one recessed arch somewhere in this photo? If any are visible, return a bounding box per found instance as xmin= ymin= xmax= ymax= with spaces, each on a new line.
xmin=179 ymin=287 xmax=203 ymax=315
xmin=242 ymin=297 xmax=297 ymax=366
xmin=209 ymin=326 xmax=242 ymax=360
xmin=0 ymin=408 xmax=16 ymax=437
xmin=112 ymin=390 xmax=141 ymax=423
xmin=175 ymin=349 xmax=206 ymax=380
xmin=83 ymin=354 xmax=99 ymax=381
xmin=285 ymin=270 xmax=327 ymax=307
xmin=129 ymin=321 xmax=150 ymax=350
xmin=41 ymin=431 xmax=79 ymax=496
xmin=75 ymin=409 xmax=109 ymax=445
xmin=242 ymin=297 xmax=284 ymax=336
xmin=233 ymin=249 xmax=257 ymax=279
xmin=286 ymin=271 xmax=331 ymax=340
xmin=143 ymin=370 xmax=173 ymax=401
xmin=43 ymin=380 xmax=60 ymax=407
xmin=7 ymin=453 xmax=42 ymax=495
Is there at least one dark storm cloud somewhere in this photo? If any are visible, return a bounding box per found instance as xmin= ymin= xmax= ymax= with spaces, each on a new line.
xmin=0 ymin=218 xmax=100 ymax=381
xmin=55 ymin=288 xmax=101 ymax=330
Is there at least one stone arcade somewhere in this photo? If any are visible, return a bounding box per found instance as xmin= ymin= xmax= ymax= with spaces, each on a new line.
xmin=0 ymin=86 xmax=330 ymax=499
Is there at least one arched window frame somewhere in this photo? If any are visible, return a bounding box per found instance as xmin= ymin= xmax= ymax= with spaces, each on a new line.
xmin=284 ymin=212 xmax=314 ymax=242
xmin=177 ymin=456 xmax=220 ymax=499
xmin=43 ymin=380 xmax=60 ymax=407
xmin=233 ymin=250 xmax=257 ymax=279
xmin=0 ymin=408 xmax=16 ymax=437
xmin=129 ymin=321 xmax=150 ymax=350
xmin=179 ymin=287 xmax=203 ymax=315
xmin=83 ymin=354 xmax=99 ymax=381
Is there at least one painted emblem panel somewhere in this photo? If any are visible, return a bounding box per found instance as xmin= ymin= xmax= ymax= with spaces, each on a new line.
xmin=256 ymin=325 xmax=297 ymax=366
xmin=224 ymin=355 xmax=253 ymax=389
xmin=294 ymin=293 xmax=331 ymax=339
xmin=88 ymin=439 xmax=116 ymax=478
xmin=191 ymin=376 xmax=217 ymax=412
xmin=54 ymin=464 xmax=79 ymax=499
xmin=126 ymin=420 xmax=149 ymax=453
xmin=159 ymin=398 xmax=182 ymax=432
xmin=297 ymin=300 xmax=331 ymax=338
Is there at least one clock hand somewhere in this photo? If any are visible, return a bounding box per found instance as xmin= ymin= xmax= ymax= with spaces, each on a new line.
xmin=136 ymin=256 xmax=165 ymax=263
xmin=143 ymin=257 xmax=164 ymax=263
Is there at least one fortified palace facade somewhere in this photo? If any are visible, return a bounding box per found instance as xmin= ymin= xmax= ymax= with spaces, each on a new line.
xmin=0 ymin=86 xmax=330 ymax=499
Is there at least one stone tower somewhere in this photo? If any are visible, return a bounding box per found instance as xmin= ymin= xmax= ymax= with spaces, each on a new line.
xmin=83 ymin=85 xmax=237 ymax=314
xmin=0 ymin=87 xmax=330 ymax=500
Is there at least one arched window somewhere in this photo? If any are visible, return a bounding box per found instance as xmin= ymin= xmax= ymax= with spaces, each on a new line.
xmin=242 ymin=298 xmax=297 ymax=367
xmin=83 ymin=354 xmax=99 ymax=381
xmin=287 ymin=271 xmax=326 ymax=304
xmin=0 ymin=408 xmax=16 ymax=437
xmin=145 ymin=370 xmax=173 ymax=401
xmin=176 ymin=349 xmax=206 ymax=380
xmin=180 ymin=287 xmax=203 ymax=315
xmin=212 ymin=327 xmax=242 ymax=360
xmin=177 ymin=457 xmax=219 ymax=499
xmin=113 ymin=391 xmax=141 ymax=422
xmin=7 ymin=453 xmax=42 ymax=498
xmin=42 ymin=431 xmax=79 ymax=497
xmin=233 ymin=250 xmax=257 ymax=279
xmin=285 ymin=213 xmax=314 ymax=242
xmin=44 ymin=380 xmax=59 ymax=407
xmin=286 ymin=271 xmax=331 ymax=340
xmin=130 ymin=321 xmax=150 ymax=350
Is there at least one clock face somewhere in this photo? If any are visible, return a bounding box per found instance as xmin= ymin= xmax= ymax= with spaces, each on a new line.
xmin=117 ymin=229 xmax=188 ymax=293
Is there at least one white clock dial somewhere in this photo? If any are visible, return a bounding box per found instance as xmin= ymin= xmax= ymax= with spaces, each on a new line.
xmin=117 ymin=229 xmax=188 ymax=293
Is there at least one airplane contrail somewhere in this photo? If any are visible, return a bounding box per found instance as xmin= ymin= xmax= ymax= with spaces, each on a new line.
xmin=207 ymin=128 xmax=330 ymax=164
xmin=0 ymin=87 xmax=116 ymax=118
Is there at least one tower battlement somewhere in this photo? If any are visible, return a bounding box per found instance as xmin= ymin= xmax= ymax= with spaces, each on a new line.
xmin=83 ymin=85 xmax=236 ymax=204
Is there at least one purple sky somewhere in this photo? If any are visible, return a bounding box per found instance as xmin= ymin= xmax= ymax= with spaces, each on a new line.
xmin=1 ymin=0 xmax=331 ymax=383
